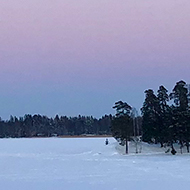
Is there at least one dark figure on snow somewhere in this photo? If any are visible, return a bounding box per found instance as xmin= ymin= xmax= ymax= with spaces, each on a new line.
xmin=105 ymin=139 xmax=109 ymax=145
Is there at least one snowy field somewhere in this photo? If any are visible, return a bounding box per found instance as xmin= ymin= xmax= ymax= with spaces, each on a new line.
xmin=0 ymin=137 xmax=190 ymax=190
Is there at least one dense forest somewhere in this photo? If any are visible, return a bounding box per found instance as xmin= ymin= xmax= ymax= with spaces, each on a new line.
xmin=0 ymin=114 xmax=112 ymax=138
xmin=111 ymin=80 xmax=190 ymax=154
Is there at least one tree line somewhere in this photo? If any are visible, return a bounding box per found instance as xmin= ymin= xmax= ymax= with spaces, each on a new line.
xmin=0 ymin=114 xmax=112 ymax=138
xmin=111 ymin=80 xmax=190 ymax=154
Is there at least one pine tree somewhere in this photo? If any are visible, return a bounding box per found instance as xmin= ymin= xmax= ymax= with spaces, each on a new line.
xmin=141 ymin=89 xmax=160 ymax=143
xmin=170 ymin=80 xmax=190 ymax=152
xmin=111 ymin=101 xmax=133 ymax=154
xmin=157 ymin=85 xmax=171 ymax=147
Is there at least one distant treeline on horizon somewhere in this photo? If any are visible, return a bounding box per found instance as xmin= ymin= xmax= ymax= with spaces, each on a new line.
xmin=0 ymin=114 xmax=112 ymax=138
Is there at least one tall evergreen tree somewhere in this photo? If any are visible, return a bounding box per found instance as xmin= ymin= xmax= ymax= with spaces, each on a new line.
xmin=141 ymin=89 xmax=160 ymax=143
xmin=157 ymin=85 xmax=171 ymax=146
xmin=111 ymin=101 xmax=133 ymax=154
xmin=170 ymin=80 xmax=190 ymax=152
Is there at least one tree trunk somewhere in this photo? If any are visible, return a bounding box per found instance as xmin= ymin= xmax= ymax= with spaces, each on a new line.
xmin=186 ymin=142 xmax=189 ymax=153
xmin=180 ymin=141 xmax=183 ymax=154
xmin=135 ymin=141 xmax=138 ymax=154
xmin=126 ymin=139 xmax=128 ymax=154
xmin=171 ymin=143 xmax=176 ymax=155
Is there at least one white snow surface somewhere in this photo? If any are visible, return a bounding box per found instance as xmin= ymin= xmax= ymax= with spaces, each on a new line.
xmin=0 ymin=137 xmax=190 ymax=190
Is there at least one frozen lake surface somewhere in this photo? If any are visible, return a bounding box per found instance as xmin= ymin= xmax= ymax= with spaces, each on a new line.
xmin=0 ymin=137 xmax=190 ymax=190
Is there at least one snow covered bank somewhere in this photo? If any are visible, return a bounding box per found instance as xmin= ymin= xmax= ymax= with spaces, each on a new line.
xmin=0 ymin=137 xmax=190 ymax=190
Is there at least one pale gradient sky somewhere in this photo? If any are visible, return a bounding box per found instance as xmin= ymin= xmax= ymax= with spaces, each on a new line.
xmin=0 ymin=0 xmax=190 ymax=119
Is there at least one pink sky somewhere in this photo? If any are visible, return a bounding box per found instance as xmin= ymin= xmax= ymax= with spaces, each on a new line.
xmin=0 ymin=0 xmax=190 ymax=118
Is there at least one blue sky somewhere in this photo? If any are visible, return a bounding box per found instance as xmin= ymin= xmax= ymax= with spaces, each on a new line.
xmin=0 ymin=0 xmax=190 ymax=119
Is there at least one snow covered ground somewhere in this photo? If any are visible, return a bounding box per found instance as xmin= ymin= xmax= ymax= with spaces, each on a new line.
xmin=0 ymin=137 xmax=190 ymax=190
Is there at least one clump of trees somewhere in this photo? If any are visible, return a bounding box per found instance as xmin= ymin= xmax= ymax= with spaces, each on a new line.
xmin=0 ymin=114 xmax=112 ymax=138
xmin=142 ymin=80 xmax=190 ymax=154
xmin=111 ymin=80 xmax=190 ymax=155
